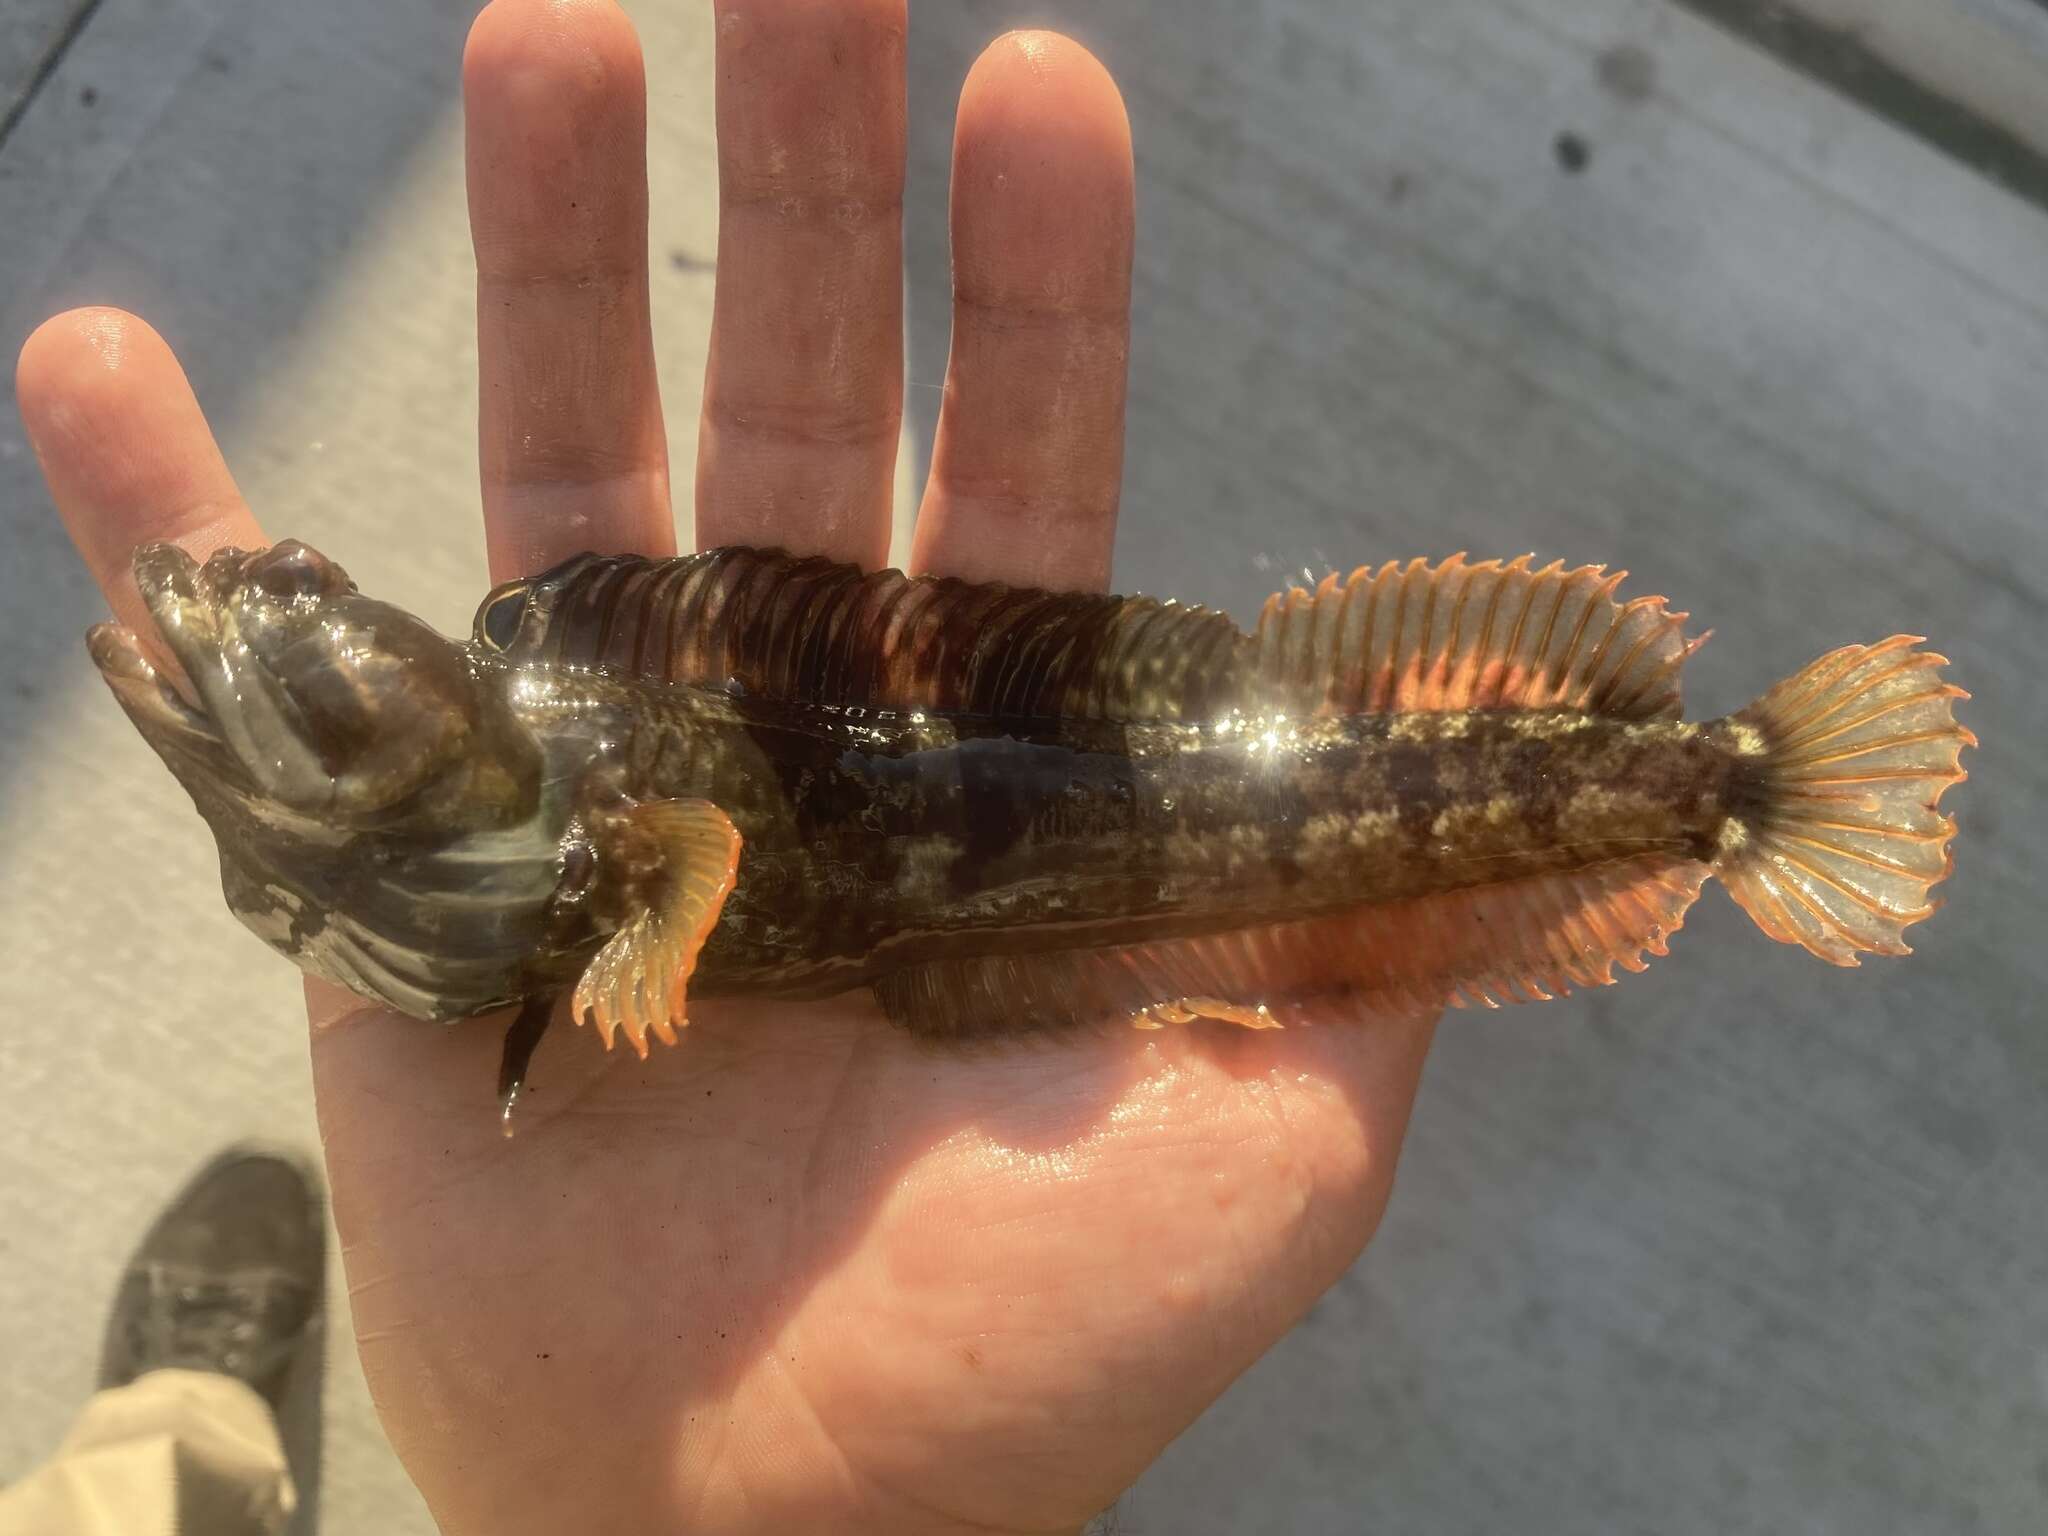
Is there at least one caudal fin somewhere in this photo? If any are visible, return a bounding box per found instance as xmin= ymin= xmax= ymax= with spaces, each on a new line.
xmin=1716 ymin=636 xmax=1973 ymax=965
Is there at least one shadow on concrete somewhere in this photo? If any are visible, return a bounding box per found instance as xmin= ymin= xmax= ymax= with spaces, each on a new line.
xmin=0 ymin=0 xmax=470 ymax=814
xmin=1 ymin=4 xmax=474 ymax=1531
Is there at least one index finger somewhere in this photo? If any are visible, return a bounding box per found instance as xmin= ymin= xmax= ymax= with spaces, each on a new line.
xmin=16 ymin=308 xmax=266 ymax=630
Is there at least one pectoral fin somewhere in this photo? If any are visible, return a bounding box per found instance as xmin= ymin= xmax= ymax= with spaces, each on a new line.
xmin=572 ymin=799 xmax=742 ymax=1058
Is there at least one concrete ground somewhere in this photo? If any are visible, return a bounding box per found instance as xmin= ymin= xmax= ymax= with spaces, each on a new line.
xmin=3 ymin=1 xmax=2044 ymax=1531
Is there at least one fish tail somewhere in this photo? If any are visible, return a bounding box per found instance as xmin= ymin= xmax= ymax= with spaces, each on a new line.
xmin=1714 ymin=637 xmax=1973 ymax=964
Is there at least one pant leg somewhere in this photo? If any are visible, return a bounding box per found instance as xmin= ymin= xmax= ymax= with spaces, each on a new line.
xmin=0 ymin=1369 xmax=296 ymax=1536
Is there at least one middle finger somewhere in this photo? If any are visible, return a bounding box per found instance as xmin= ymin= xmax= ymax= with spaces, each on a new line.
xmin=695 ymin=0 xmax=908 ymax=568
xmin=465 ymin=0 xmax=674 ymax=582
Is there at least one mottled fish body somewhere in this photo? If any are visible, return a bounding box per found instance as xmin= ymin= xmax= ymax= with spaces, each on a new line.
xmin=90 ymin=540 xmax=1971 ymax=1108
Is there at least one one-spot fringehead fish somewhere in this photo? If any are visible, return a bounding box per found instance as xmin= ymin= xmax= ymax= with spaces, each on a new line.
xmin=89 ymin=541 xmax=1973 ymax=1127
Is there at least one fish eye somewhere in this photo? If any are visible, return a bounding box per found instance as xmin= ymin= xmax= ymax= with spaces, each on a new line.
xmin=478 ymin=583 xmax=529 ymax=650
xmin=247 ymin=541 xmax=337 ymax=602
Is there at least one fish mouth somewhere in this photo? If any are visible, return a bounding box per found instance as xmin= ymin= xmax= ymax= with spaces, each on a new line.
xmin=89 ymin=544 xmax=224 ymax=758
xmin=90 ymin=543 xmax=329 ymax=805
xmin=87 ymin=618 xmax=220 ymax=753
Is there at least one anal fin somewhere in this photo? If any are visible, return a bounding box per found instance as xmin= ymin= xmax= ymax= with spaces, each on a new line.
xmin=872 ymin=854 xmax=1707 ymax=1038
xmin=573 ymin=799 xmax=742 ymax=1058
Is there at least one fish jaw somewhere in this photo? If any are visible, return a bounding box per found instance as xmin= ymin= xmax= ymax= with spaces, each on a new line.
xmin=86 ymin=611 xmax=281 ymax=824
xmin=131 ymin=539 xmax=226 ymax=669
xmin=128 ymin=542 xmax=337 ymax=809
xmin=87 ymin=618 xmax=219 ymax=754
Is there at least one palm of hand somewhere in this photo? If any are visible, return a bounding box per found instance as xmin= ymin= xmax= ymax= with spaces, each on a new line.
xmin=319 ymin=991 xmax=1425 ymax=1532
xmin=21 ymin=4 xmax=1434 ymax=1533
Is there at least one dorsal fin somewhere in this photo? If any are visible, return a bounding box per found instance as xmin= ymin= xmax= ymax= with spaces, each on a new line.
xmin=480 ymin=547 xmax=1250 ymax=723
xmin=1254 ymin=554 xmax=1695 ymax=720
xmin=480 ymin=549 xmax=1694 ymax=724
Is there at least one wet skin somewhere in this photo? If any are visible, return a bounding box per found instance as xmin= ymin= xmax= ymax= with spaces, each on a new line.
xmin=18 ymin=8 xmax=1439 ymax=1535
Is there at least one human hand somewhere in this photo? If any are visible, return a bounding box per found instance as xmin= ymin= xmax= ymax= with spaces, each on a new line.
xmin=17 ymin=2 xmax=1436 ymax=1532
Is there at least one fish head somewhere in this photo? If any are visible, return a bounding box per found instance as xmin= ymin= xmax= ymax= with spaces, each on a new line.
xmin=88 ymin=541 xmax=561 ymax=1020
xmin=91 ymin=540 xmax=539 ymax=830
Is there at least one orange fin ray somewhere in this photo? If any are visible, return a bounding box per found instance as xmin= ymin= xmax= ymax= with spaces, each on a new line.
xmin=493 ymin=548 xmax=1698 ymax=728
xmin=572 ymin=799 xmax=741 ymax=1057
xmin=1716 ymin=638 xmax=1970 ymax=965
xmin=1130 ymin=997 xmax=1284 ymax=1030
xmin=871 ymin=855 xmax=1707 ymax=1037
xmin=1254 ymin=554 xmax=1693 ymax=719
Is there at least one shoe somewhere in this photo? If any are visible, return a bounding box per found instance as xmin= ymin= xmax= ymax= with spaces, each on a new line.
xmin=101 ymin=1146 xmax=324 ymax=1409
